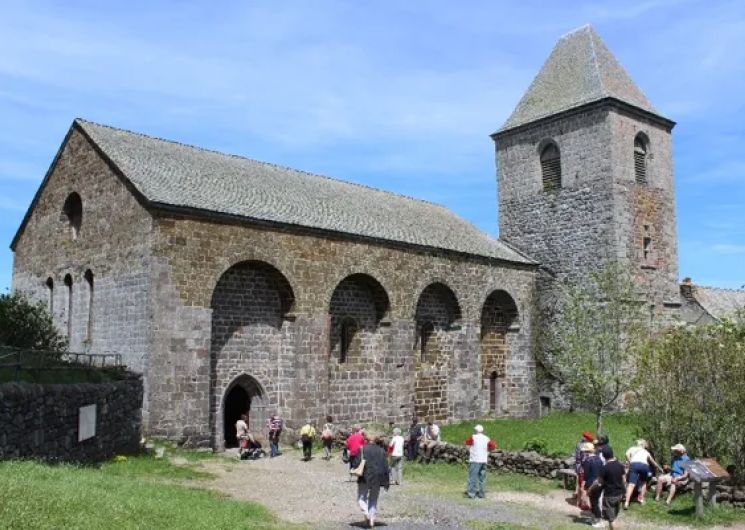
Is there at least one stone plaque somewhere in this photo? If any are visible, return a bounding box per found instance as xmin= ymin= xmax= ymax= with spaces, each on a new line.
xmin=78 ymin=404 xmax=96 ymax=442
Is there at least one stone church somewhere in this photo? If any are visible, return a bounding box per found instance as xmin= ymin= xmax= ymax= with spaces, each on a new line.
xmin=10 ymin=26 xmax=741 ymax=448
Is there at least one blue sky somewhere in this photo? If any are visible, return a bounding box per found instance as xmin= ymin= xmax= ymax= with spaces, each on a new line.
xmin=1 ymin=0 xmax=743 ymax=291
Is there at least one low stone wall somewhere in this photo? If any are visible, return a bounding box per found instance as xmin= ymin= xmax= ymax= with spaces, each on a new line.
xmin=0 ymin=372 xmax=143 ymax=463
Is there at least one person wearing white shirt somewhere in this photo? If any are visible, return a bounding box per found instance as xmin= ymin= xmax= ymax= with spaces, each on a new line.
xmin=464 ymin=424 xmax=497 ymax=499
xmin=388 ymin=428 xmax=405 ymax=485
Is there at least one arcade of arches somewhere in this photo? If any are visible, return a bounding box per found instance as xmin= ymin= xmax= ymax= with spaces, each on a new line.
xmin=206 ymin=254 xmax=528 ymax=448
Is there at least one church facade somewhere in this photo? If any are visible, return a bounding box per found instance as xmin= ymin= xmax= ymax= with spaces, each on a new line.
xmin=12 ymin=26 xmax=731 ymax=448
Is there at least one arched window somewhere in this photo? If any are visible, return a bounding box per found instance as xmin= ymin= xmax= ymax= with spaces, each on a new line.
xmin=540 ymin=142 xmax=561 ymax=190
xmin=45 ymin=277 xmax=54 ymax=314
xmin=634 ymin=134 xmax=648 ymax=184
xmin=420 ymin=321 xmax=435 ymax=362
xmin=64 ymin=273 xmax=73 ymax=339
xmin=62 ymin=192 xmax=82 ymax=240
xmin=339 ymin=317 xmax=358 ymax=363
xmin=84 ymin=269 xmax=94 ymax=342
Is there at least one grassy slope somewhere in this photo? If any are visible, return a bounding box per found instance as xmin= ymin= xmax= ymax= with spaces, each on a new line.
xmin=440 ymin=411 xmax=639 ymax=457
xmin=0 ymin=456 xmax=285 ymax=530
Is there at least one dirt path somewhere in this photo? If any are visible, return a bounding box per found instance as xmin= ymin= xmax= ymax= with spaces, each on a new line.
xmin=198 ymin=450 xmax=744 ymax=530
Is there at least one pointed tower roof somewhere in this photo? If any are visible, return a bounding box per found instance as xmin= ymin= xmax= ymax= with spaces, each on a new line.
xmin=499 ymin=25 xmax=662 ymax=133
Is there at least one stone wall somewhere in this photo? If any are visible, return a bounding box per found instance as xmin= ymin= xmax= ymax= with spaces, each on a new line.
xmin=0 ymin=373 xmax=143 ymax=462
xmin=11 ymin=127 xmax=153 ymax=404
xmin=148 ymin=214 xmax=537 ymax=446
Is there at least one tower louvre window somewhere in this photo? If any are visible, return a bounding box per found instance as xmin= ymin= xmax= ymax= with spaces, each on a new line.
xmin=540 ymin=143 xmax=561 ymax=190
xmin=634 ymin=135 xmax=648 ymax=184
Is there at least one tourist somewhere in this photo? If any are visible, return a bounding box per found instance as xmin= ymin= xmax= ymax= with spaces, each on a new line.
xmin=624 ymin=439 xmax=663 ymax=509
xmin=574 ymin=431 xmax=595 ymax=501
xmin=346 ymin=424 xmax=366 ymax=470
xmin=387 ymin=427 xmax=405 ymax=485
xmin=407 ymin=417 xmax=423 ymax=461
xmin=422 ymin=417 xmax=441 ymax=459
xmin=356 ymin=433 xmax=390 ymax=528
xmin=464 ymin=424 xmax=497 ymax=499
xmin=300 ymin=421 xmax=316 ymax=461
xmin=266 ymin=413 xmax=283 ymax=458
xmin=235 ymin=413 xmax=249 ymax=457
xmin=595 ymin=434 xmax=611 ymax=463
xmin=592 ymin=446 xmax=626 ymax=530
xmin=321 ymin=415 xmax=335 ymax=460
xmin=580 ymin=442 xmax=603 ymax=526
xmin=654 ymin=443 xmax=690 ymax=505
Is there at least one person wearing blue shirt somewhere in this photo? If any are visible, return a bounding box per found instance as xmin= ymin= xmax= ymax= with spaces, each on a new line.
xmin=655 ymin=443 xmax=690 ymax=505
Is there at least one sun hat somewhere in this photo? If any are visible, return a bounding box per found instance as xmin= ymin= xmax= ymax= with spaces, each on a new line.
xmin=474 ymin=425 xmax=484 ymax=433
xmin=671 ymin=443 xmax=687 ymax=453
xmin=582 ymin=431 xmax=595 ymax=442
xmin=580 ymin=442 xmax=595 ymax=452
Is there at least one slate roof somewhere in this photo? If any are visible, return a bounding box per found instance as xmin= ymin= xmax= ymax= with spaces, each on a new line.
xmin=499 ymin=25 xmax=660 ymax=132
xmin=689 ymin=285 xmax=745 ymax=320
xmin=73 ymin=119 xmax=532 ymax=264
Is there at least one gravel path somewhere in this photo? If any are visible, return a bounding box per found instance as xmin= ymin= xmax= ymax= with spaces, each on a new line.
xmin=198 ymin=450 xmax=744 ymax=530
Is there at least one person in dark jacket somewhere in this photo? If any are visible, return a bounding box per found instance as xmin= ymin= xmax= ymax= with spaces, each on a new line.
xmin=580 ymin=442 xmax=604 ymax=527
xmin=357 ymin=433 xmax=390 ymax=528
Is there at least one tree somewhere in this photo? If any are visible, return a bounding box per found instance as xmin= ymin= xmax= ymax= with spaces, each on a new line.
xmin=635 ymin=309 xmax=745 ymax=483
xmin=536 ymin=263 xmax=649 ymax=434
xmin=0 ymin=292 xmax=67 ymax=351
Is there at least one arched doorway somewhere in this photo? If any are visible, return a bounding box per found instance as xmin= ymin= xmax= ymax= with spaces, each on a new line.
xmin=414 ymin=282 xmax=462 ymax=422
xmin=222 ymin=374 xmax=267 ymax=448
xmin=480 ymin=290 xmax=518 ymax=416
xmin=210 ymin=260 xmax=294 ymax=449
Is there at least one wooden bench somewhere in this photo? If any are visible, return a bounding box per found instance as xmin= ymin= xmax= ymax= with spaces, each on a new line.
xmin=557 ymin=468 xmax=577 ymax=490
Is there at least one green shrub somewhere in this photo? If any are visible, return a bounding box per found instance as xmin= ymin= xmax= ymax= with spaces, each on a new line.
xmin=522 ymin=437 xmax=548 ymax=455
xmin=0 ymin=292 xmax=66 ymax=351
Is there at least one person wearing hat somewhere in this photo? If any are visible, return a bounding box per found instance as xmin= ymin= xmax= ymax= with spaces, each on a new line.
xmin=580 ymin=442 xmax=604 ymax=526
xmin=464 ymin=424 xmax=497 ymax=499
xmin=574 ymin=431 xmax=595 ymax=502
xmin=654 ymin=444 xmax=690 ymax=505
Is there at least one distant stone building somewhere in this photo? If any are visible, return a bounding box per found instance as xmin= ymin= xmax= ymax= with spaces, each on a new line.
xmin=10 ymin=25 xmax=743 ymax=447
xmin=680 ymin=278 xmax=745 ymax=325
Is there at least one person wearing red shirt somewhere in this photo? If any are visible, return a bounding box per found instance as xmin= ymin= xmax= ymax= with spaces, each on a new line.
xmin=346 ymin=424 xmax=365 ymax=469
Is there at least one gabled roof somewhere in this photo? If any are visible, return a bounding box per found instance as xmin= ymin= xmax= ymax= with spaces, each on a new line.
xmin=499 ymin=25 xmax=663 ymax=133
xmin=12 ymin=118 xmax=534 ymax=265
xmin=687 ymin=284 xmax=745 ymax=321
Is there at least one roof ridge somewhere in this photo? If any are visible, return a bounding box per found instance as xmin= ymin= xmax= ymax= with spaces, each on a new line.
xmin=74 ymin=118 xmax=445 ymax=210
xmin=586 ymin=27 xmax=605 ymax=97
xmin=690 ymin=283 xmax=745 ymax=294
xmin=559 ymin=24 xmax=592 ymax=40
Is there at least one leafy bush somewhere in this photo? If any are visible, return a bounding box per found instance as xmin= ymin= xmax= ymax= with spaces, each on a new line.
xmin=635 ymin=309 xmax=745 ymax=484
xmin=523 ymin=437 xmax=548 ymax=455
xmin=0 ymin=292 xmax=66 ymax=351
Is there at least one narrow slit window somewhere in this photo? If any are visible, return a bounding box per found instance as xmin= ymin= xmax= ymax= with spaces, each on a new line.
xmin=634 ymin=135 xmax=648 ymax=184
xmin=84 ymin=269 xmax=94 ymax=343
xmin=62 ymin=192 xmax=82 ymax=240
xmin=64 ymin=274 xmax=73 ymax=339
xmin=540 ymin=143 xmax=561 ymax=190
xmin=46 ymin=277 xmax=54 ymax=315
xmin=340 ymin=318 xmax=357 ymax=363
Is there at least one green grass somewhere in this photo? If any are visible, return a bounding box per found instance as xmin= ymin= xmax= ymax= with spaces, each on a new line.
xmin=441 ymin=411 xmax=639 ymax=457
xmin=626 ymin=495 xmax=745 ymax=527
xmin=0 ymin=456 xmax=289 ymax=530
xmin=405 ymin=461 xmax=558 ymax=496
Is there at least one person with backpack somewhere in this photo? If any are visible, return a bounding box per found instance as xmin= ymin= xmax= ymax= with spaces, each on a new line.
xmin=407 ymin=417 xmax=422 ymax=461
xmin=299 ymin=422 xmax=316 ymax=461
xmin=321 ymin=415 xmax=335 ymax=460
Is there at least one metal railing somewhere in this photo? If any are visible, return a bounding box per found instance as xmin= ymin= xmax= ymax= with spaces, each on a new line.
xmin=0 ymin=346 xmax=125 ymax=382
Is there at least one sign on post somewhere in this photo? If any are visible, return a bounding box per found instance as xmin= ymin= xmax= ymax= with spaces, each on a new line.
xmin=682 ymin=458 xmax=730 ymax=517
xmin=78 ymin=404 xmax=97 ymax=442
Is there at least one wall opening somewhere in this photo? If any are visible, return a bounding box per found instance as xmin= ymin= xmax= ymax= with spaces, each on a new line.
xmin=62 ymin=192 xmax=82 ymax=240
xmin=540 ymin=142 xmax=562 ymax=190
xmin=45 ymin=277 xmax=54 ymax=315
xmin=222 ymin=375 xmax=266 ymax=448
xmin=489 ymin=371 xmax=498 ymax=412
xmin=84 ymin=269 xmax=94 ymax=343
xmin=480 ymin=290 xmax=518 ymax=416
xmin=634 ymin=133 xmax=648 ymax=185
xmin=64 ymin=274 xmax=73 ymax=339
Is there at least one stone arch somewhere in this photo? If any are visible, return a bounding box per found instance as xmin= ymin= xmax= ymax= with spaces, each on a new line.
xmin=539 ymin=140 xmax=562 ymax=190
xmin=480 ymin=289 xmax=519 ymax=415
xmin=209 ymin=260 xmax=294 ymax=448
xmin=413 ymin=282 xmax=461 ymax=422
xmin=328 ymin=273 xmax=390 ymax=361
xmin=220 ymin=373 xmax=267 ymax=448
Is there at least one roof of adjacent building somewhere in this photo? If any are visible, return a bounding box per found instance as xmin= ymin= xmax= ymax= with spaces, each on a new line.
xmin=686 ymin=284 xmax=745 ymax=321
xmin=499 ymin=25 xmax=660 ymax=133
xmin=64 ymin=119 xmax=533 ymax=264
